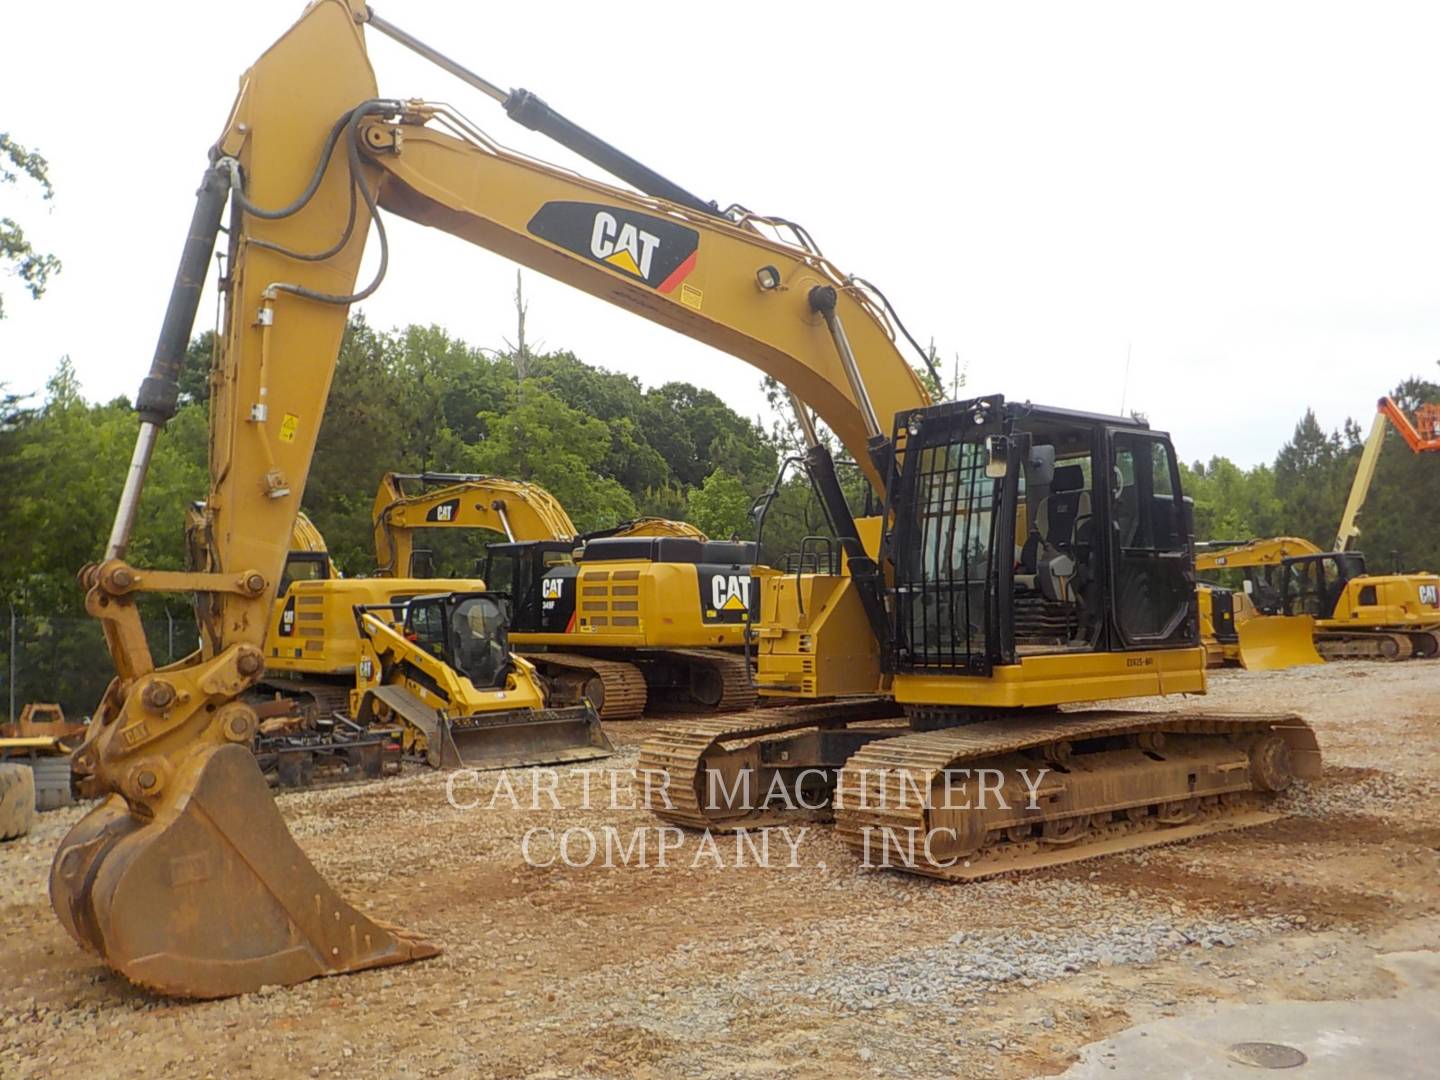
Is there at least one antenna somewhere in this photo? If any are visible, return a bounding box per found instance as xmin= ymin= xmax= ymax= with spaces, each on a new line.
xmin=1119 ymin=342 xmax=1132 ymax=416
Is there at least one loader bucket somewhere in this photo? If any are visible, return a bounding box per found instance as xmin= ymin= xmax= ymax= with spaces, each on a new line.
xmin=50 ymin=742 xmax=437 ymax=999
xmin=438 ymin=705 xmax=614 ymax=771
xmin=1236 ymin=615 xmax=1325 ymax=671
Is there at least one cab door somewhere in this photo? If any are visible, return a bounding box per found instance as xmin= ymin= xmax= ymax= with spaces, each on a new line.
xmin=1106 ymin=431 xmax=1195 ymax=647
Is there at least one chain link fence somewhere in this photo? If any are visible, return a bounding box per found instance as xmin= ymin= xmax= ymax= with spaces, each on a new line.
xmin=2 ymin=607 xmax=194 ymax=723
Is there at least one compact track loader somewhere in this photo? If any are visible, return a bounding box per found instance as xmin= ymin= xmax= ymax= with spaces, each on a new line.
xmin=353 ymin=592 xmax=612 ymax=770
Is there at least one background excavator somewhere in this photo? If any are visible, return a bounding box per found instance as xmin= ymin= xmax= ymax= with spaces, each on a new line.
xmin=1192 ymin=396 xmax=1440 ymax=668
xmin=371 ymin=469 xmax=705 ymax=579
xmin=1196 ymin=536 xmax=1440 ymax=662
xmin=372 ymin=471 xmax=757 ymax=717
xmin=57 ymin=0 xmax=1318 ymax=999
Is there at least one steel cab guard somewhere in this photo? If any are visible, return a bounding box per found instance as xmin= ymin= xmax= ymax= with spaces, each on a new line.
xmin=883 ymin=395 xmax=1206 ymax=710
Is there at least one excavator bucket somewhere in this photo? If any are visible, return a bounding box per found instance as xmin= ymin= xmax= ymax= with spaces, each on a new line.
xmin=50 ymin=743 xmax=437 ymax=999
xmin=1236 ymin=615 xmax=1325 ymax=671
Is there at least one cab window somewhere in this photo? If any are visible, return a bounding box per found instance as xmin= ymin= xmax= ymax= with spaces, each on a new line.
xmin=407 ymin=601 xmax=448 ymax=663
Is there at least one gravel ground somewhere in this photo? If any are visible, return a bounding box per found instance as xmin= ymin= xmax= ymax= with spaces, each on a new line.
xmin=2 ymin=660 xmax=1438 ymax=1078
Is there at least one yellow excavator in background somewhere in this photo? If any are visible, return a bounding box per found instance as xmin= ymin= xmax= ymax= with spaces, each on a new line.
xmin=371 ymin=469 xmax=704 ymax=578
xmin=371 ymin=472 xmax=757 ymax=717
xmin=1197 ymin=536 xmax=1440 ymax=661
xmin=57 ymin=0 xmax=1318 ymax=999
xmin=1192 ymin=395 xmax=1439 ymax=670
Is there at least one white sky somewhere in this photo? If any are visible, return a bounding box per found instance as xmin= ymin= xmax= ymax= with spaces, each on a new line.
xmin=3 ymin=1 xmax=1439 ymax=469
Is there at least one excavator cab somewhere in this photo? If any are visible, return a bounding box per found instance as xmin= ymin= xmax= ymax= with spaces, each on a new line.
xmin=1276 ymin=552 xmax=1366 ymax=620
xmin=888 ymin=396 xmax=1197 ymax=687
xmin=482 ymin=541 xmax=578 ymax=633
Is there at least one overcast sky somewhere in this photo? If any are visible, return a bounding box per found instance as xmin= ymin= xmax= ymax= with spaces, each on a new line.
xmin=3 ymin=1 xmax=1438 ymax=469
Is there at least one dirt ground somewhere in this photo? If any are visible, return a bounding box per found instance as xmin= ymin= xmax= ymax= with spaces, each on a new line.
xmin=2 ymin=661 xmax=1438 ymax=1079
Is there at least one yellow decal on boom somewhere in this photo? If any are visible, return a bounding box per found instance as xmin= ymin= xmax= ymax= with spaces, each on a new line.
xmin=278 ymin=413 xmax=300 ymax=443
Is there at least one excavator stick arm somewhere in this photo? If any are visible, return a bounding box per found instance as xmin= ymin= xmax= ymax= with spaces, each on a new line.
xmin=54 ymin=0 xmax=440 ymax=999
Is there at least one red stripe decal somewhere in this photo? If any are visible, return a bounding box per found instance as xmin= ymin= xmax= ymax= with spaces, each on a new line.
xmin=656 ymin=250 xmax=698 ymax=294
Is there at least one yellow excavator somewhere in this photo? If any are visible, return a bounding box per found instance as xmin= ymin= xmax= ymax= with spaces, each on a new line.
xmin=1191 ymin=395 xmax=1439 ymax=670
xmin=1197 ymin=536 xmax=1440 ymax=661
xmin=371 ymin=469 xmax=705 ymax=578
xmin=57 ymin=0 xmax=1319 ymax=999
xmin=371 ymin=471 xmax=757 ymax=717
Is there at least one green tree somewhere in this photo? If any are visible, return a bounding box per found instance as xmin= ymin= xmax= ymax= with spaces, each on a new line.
xmin=470 ymin=380 xmax=638 ymax=533
xmin=686 ymin=469 xmax=752 ymax=539
xmin=0 ymin=133 xmax=61 ymax=318
xmin=0 ymin=360 xmax=207 ymax=715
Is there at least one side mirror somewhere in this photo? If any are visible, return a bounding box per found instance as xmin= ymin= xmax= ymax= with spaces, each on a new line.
xmin=984 ymin=435 xmax=1009 ymax=480
xmin=1025 ymin=444 xmax=1056 ymax=487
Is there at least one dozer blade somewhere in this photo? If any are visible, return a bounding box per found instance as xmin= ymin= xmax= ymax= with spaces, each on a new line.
xmin=1237 ymin=614 xmax=1325 ymax=671
xmin=439 ymin=705 xmax=614 ymax=771
xmin=50 ymin=743 xmax=437 ymax=999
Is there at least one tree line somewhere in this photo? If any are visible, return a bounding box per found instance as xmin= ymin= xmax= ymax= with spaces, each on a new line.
xmin=1181 ymin=375 xmax=1440 ymax=573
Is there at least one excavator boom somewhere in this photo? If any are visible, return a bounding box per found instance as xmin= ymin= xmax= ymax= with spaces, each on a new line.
xmin=372 ymin=471 xmax=578 ymax=575
xmin=54 ymin=0 xmax=439 ymax=998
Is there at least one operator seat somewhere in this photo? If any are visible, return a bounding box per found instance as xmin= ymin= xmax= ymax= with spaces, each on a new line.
xmin=1019 ymin=464 xmax=1092 ymax=604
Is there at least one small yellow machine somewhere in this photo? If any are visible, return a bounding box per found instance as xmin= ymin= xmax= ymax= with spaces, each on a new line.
xmin=0 ymin=704 xmax=85 ymax=817
xmin=258 ymin=511 xmax=482 ymax=719
xmin=352 ymin=592 xmax=611 ymax=770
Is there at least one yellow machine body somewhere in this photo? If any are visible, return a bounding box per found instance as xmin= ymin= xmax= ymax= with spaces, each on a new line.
xmin=1198 ymin=536 xmax=1440 ymax=661
xmin=264 ymin=575 xmax=482 ymax=674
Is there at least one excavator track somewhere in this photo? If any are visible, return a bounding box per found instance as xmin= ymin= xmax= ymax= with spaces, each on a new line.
xmin=1315 ymin=631 xmax=1415 ymax=661
xmin=647 ymin=648 xmax=758 ymax=713
xmin=639 ymin=698 xmax=906 ymax=829
xmin=1413 ymin=629 xmax=1440 ymax=659
xmin=524 ymin=652 xmax=649 ymax=721
xmin=833 ymin=710 xmax=1320 ymax=881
